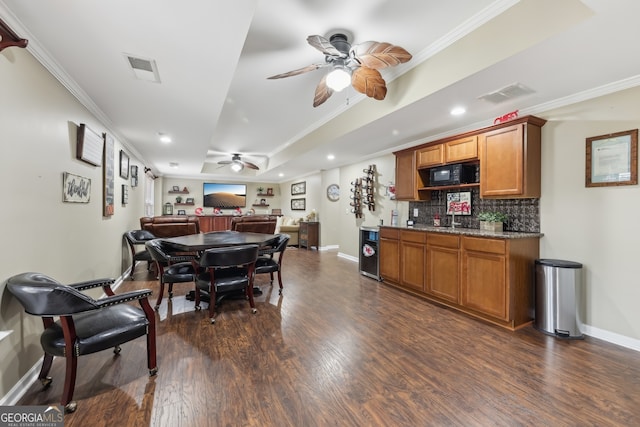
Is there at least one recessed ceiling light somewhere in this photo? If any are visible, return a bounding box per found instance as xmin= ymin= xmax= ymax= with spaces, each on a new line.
xmin=450 ymin=106 xmax=466 ymax=116
xmin=327 ymin=154 xmax=335 ymax=160
xmin=169 ymin=162 xmax=179 ymax=168
xmin=278 ymin=173 xmax=284 ymax=177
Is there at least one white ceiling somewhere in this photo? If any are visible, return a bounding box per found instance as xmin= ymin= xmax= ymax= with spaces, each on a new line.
xmin=2 ymin=0 xmax=640 ymax=183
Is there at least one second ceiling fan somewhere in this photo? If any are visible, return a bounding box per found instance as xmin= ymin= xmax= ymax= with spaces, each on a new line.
xmin=267 ymin=32 xmax=412 ymax=107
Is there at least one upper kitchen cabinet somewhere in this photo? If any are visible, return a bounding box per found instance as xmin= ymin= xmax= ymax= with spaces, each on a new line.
xmin=445 ymin=135 xmax=478 ymax=163
xmin=479 ymin=116 xmax=546 ymax=198
xmin=395 ymin=150 xmax=428 ymax=201
xmin=416 ymin=135 xmax=478 ymax=168
xmin=417 ymin=144 xmax=444 ymax=168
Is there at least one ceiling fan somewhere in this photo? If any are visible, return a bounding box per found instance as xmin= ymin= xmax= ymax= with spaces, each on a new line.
xmin=267 ymin=32 xmax=412 ymax=107
xmin=217 ymin=153 xmax=259 ymax=172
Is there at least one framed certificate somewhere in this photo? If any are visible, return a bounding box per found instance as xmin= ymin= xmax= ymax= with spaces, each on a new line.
xmin=586 ymin=129 xmax=638 ymax=187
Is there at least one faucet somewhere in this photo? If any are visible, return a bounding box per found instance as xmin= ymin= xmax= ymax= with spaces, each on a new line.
xmin=450 ymin=209 xmax=461 ymax=229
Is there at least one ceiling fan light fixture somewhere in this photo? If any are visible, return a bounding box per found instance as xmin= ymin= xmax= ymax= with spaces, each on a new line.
xmin=231 ymin=162 xmax=243 ymax=172
xmin=326 ymin=67 xmax=351 ymax=92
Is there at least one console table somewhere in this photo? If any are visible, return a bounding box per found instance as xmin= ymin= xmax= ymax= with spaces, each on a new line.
xmin=299 ymin=222 xmax=319 ymax=250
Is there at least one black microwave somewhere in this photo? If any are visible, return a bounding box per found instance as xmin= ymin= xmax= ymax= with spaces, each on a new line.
xmin=429 ymin=163 xmax=477 ymax=186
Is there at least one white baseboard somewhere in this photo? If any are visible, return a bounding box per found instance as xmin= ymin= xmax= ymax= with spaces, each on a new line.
xmin=581 ymin=324 xmax=640 ymax=352
xmin=337 ymin=252 xmax=358 ymax=263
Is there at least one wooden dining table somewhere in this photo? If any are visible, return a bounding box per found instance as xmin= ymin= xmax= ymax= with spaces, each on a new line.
xmin=160 ymin=230 xmax=279 ymax=252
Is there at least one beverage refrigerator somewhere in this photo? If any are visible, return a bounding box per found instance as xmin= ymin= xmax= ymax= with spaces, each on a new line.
xmin=359 ymin=226 xmax=381 ymax=280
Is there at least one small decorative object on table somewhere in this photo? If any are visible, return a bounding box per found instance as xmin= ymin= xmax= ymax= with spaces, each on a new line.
xmin=478 ymin=211 xmax=508 ymax=232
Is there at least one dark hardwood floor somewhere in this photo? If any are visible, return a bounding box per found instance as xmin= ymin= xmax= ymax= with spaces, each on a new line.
xmin=17 ymin=247 xmax=640 ymax=426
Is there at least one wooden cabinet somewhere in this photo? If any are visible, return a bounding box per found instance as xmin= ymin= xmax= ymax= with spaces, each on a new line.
xmin=379 ymin=228 xmax=540 ymax=330
xmin=198 ymin=215 xmax=232 ymax=233
xmin=479 ymin=118 xmax=544 ymax=198
xmin=299 ymin=222 xmax=319 ymax=249
xmin=379 ymin=228 xmax=400 ymax=283
xmin=460 ymin=237 xmax=508 ymax=320
xmin=400 ymin=230 xmax=427 ymax=292
xmin=395 ymin=116 xmax=545 ymax=200
xmin=416 ymin=136 xmax=477 ymax=169
xmin=426 ymin=233 xmax=460 ymax=303
xmin=460 ymin=236 xmax=540 ymax=328
xmin=395 ymin=150 xmax=419 ymax=200
xmin=445 ymin=135 xmax=477 ymax=163
xmin=417 ymin=145 xmax=444 ymax=168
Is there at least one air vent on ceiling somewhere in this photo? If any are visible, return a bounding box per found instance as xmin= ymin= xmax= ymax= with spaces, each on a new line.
xmin=478 ymin=83 xmax=534 ymax=104
xmin=124 ymin=54 xmax=161 ymax=83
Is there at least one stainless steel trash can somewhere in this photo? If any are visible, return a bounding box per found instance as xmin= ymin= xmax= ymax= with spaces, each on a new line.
xmin=534 ymin=259 xmax=584 ymax=339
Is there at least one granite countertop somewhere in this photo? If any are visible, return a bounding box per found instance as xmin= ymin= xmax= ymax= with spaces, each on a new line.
xmin=381 ymin=224 xmax=543 ymax=239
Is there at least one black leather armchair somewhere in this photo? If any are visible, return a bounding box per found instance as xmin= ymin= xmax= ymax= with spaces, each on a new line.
xmin=145 ymin=239 xmax=197 ymax=309
xmin=256 ymin=233 xmax=290 ymax=294
xmin=194 ymin=244 xmax=259 ymax=324
xmin=6 ymin=272 xmax=157 ymax=413
xmin=124 ymin=230 xmax=156 ymax=280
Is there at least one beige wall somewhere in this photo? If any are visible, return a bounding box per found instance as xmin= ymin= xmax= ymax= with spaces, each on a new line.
xmin=0 ymin=48 xmax=146 ymax=399
xmin=538 ymin=117 xmax=640 ymax=343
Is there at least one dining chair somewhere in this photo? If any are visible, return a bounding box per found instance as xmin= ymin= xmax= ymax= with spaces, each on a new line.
xmin=256 ymin=233 xmax=290 ymax=294
xmin=145 ymin=239 xmax=197 ymax=309
xmin=124 ymin=229 xmax=156 ymax=280
xmin=194 ymin=244 xmax=259 ymax=324
xmin=6 ymin=272 xmax=157 ymax=413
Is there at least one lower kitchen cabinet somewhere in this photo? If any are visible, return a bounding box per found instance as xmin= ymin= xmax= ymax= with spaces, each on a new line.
xmin=400 ymin=230 xmax=426 ymax=292
xmin=379 ymin=227 xmax=540 ymax=330
xmin=461 ymin=237 xmax=508 ymax=320
xmin=426 ymin=233 xmax=460 ymax=304
xmin=379 ymin=228 xmax=400 ymax=283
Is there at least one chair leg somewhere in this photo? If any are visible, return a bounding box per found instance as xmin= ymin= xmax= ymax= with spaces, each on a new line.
xmin=129 ymin=261 xmax=136 ymax=280
xmin=139 ymin=298 xmax=158 ymax=376
xmin=168 ymin=283 xmax=174 ymax=298
xmin=38 ymin=353 xmax=53 ymax=388
xmin=61 ymin=354 xmax=78 ymax=413
xmin=277 ymin=270 xmax=283 ymax=293
xmin=155 ymin=281 xmax=165 ymax=310
xmin=207 ymin=287 xmax=217 ymax=323
xmin=269 ymin=272 xmax=274 ymax=284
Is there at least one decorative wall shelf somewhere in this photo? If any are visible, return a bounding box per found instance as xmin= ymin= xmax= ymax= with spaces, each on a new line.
xmin=252 ymin=204 xmax=269 ymax=207
xmin=175 ymin=202 xmax=195 ymax=206
xmin=257 ymin=193 xmax=274 ymax=197
xmin=0 ymin=18 xmax=28 ymax=52
xmin=169 ymin=190 xmax=189 ymax=194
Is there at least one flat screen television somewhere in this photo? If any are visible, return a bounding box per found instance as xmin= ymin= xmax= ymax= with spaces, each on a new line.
xmin=203 ymin=183 xmax=247 ymax=208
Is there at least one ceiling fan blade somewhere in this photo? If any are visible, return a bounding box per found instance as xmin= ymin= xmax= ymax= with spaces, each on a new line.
xmin=267 ymin=63 xmax=326 ymax=79
xmin=217 ymin=160 xmax=232 ymax=165
xmin=307 ymin=35 xmax=345 ymax=58
xmin=313 ymin=74 xmax=334 ymax=107
xmin=351 ymin=41 xmax=412 ymax=70
xmin=243 ymin=161 xmax=259 ymax=170
xmin=351 ymin=67 xmax=387 ymax=100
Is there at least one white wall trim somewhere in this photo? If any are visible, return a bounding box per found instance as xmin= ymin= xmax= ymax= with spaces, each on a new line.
xmin=0 ymin=361 xmax=41 ymax=406
xmin=581 ymin=324 xmax=640 ymax=352
xmin=337 ymin=252 xmax=358 ymax=263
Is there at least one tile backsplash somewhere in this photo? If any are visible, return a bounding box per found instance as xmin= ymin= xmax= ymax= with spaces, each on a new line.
xmin=408 ymin=188 xmax=539 ymax=232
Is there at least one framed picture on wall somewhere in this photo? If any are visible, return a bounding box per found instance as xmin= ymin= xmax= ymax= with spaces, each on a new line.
xmin=103 ymin=133 xmax=115 ymax=216
xmin=291 ymin=181 xmax=306 ymax=195
xmin=586 ymin=129 xmax=638 ymax=187
xmin=119 ymin=150 xmax=130 ymax=179
xmin=130 ymin=165 xmax=138 ymax=187
xmin=291 ymin=198 xmax=306 ymax=210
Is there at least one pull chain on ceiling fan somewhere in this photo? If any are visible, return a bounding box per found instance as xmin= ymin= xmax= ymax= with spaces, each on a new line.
xmin=267 ymin=32 xmax=412 ymax=107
